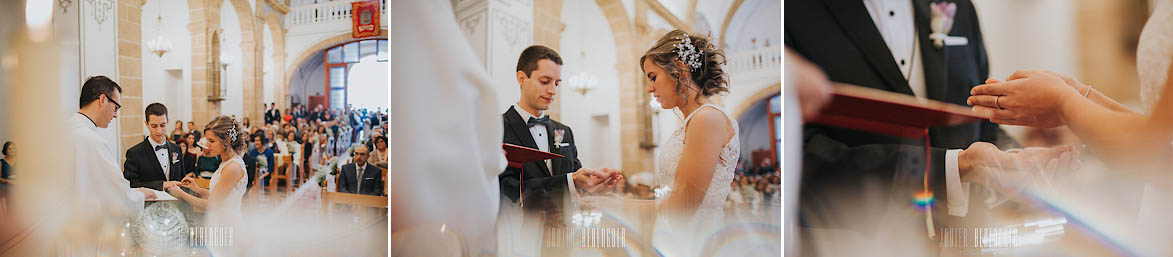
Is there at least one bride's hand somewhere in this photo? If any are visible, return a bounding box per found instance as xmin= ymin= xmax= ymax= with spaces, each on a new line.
xmin=166 ymin=185 xmax=184 ymax=195
xmin=181 ymin=176 xmax=196 ymax=186
xmin=967 ymin=70 xmax=1080 ymax=128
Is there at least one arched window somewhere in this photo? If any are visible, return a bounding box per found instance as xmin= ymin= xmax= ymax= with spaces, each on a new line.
xmin=323 ymin=39 xmax=388 ymax=111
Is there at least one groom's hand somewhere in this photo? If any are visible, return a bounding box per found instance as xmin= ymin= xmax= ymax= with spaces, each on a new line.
xmin=573 ymin=168 xmax=612 ymax=194
xmin=959 ymin=142 xmax=1078 ymax=199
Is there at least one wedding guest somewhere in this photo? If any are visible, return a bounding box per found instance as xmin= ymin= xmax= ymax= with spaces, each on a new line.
xmin=284 ymin=131 xmax=303 ymax=181
xmin=366 ymin=131 xmax=380 ymax=154
xmin=266 ymin=129 xmax=280 ymax=154
xmin=301 ymin=132 xmax=315 ymax=173
xmin=265 ymin=103 xmax=281 ymax=125
xmin=1 ymin=142 xmax=13 ymax=183
xmin=339 ymin=145 xmax=382 ymax=196
xmin=187 ymin=121 xmax=202 ymax=142
xmin=194 ymin=143 xmax=222 ymax=178
xmin=282 ymin=107 xmax=293 ymax=124
xmin=170 ymin=120 xmax=185 ymax=142
xmin=249 ymin=133 xmax=275 ymax=187
xmin=243 ymin=147 xmax=258 ymax=189
xmin=123 ymin=103 xmax=189 ymax=191
xmin=369 ymin=135 xmax=388 ymax=169
xmin=313 ymin=133 xmax=329 ymax=167
xmin=274 ymin=131 xmax=290 ymax=154
xmin=177 ymin=139 xmax=198 ymax=175
xmin=754 ymin=157 xmax=776 ymax=176
xmin=242 ymin=117 xmax=252 ymax=133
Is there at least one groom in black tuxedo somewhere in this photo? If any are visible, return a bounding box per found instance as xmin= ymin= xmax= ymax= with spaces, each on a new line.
xmin=499 ymin=45 xmax=619 ymax=214
xmin=784 ymin=0 xmax=1042 ymax=254
xmin=124 ymin=103 xmax=191 ymax=191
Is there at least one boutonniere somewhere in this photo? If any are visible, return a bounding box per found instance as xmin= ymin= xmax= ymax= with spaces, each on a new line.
xmin=929 ymin=2 xmax=967 ymax=49
xmin=171 ymin=153 xmax=179 ymax=164
xmin=554 ymin=129 xmax=566 ymax=149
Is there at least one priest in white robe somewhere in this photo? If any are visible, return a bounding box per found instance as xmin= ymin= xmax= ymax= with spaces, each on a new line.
xmin=63 ymin=76 xmax=156 ymax=245
xmin=390 ymin=0 xmax=508 ymax=256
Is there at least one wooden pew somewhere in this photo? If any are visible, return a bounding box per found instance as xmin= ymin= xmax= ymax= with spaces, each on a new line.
xmin=269 ymin=154 xmax=293 ymax=194
xmin=321 ymin=190 xmax=389 ymax=222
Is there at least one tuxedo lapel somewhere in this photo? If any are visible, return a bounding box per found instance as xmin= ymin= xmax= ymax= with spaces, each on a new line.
xmin=505 ymin=107 xmax=552 ymax=176
xmin=913 ymin=0 xmax=948 ymax=102
xmin=141 ymin=138 xmax=167 ymax=180
xmin=821 ymin=0 xmax=914 ymax=95
xmin=546 ymin=123 xmax=560 ymax=176
xmin=166 ymin=143 xmax=183 ymax=181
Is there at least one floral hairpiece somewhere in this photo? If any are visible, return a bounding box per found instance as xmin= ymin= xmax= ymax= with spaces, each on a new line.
xmin=228 ymin=123 xmax=238 ymax=142
xmin=673 ymin=33 xmax=703 ymax=72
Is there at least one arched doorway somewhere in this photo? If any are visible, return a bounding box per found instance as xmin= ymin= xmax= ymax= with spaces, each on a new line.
xmin=314 ymin=39 xmax=388 ymax=111
xmin=736 ymin=93 xmax=780 ymax=170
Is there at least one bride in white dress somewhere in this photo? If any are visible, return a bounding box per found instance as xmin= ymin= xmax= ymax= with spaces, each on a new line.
xmin=639 ymin=29 xmax=740 ymax=256
xmin=167 ymin=115 xmax=250 ymax=256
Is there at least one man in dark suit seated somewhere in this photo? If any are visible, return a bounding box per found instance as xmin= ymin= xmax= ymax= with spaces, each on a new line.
xmin=124 ymin=103 xmax=191 ymax=191
xmin=338 ymin=145 xmax=382 ymax=196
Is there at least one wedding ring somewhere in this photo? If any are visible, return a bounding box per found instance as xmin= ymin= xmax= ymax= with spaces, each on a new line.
xmin=995 ymin=96 xmax=1003 ymax=109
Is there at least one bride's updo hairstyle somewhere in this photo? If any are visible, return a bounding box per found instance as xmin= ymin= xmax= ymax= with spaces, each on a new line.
xmin=639 ymin=30 xmax=729 ymax=104
xmin=204 ymin=115 xmax=248 ymax=153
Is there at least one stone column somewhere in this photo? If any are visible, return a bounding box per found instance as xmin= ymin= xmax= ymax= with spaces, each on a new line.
xmin=118 ymin=0 xmax=145 ymax=149
xmin=532 ymin=0 xmax=565 ymax=120
xmin=454 ymin=0 xmax=534 ymax=112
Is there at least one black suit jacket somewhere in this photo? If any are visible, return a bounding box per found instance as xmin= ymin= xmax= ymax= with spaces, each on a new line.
xmin=339 ymin=163 xmax=383 ymax=196
xmin=786 ymin=0 xmax=1016 ymax=239
xmin=266 ymin=109 xmax=281 ymax=124
xmin=499 ymin=106 xmax=584 ymax=212
xmin=124 ymin=138 xmax=190 ymax=191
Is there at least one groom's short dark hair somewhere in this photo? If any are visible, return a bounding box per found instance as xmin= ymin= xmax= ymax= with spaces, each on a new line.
xmin=144 ymin=103 xmax=168 ymax=122
xmin=79 ymin=76 xmax=122 ymax=109
xmin=516 ymin=45 xmax=562 ymax=77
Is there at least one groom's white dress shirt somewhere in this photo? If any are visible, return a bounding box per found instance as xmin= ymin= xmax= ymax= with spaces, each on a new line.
xmin=148 ymin=136 xmax=170 ymax=179
xmin=863 ymin=0 xmax=972 ymax=217
xmin=69 ymin=112 xmax=145 ymax=218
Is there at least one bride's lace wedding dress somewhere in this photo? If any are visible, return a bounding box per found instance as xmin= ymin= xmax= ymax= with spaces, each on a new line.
xmin=652 ymin=103 xmax=740 ymax=255
xmin=207 ymin=156 xmax=248 ymax=256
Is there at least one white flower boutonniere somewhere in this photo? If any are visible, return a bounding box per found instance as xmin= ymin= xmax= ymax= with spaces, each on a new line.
xmin=554 ymin=129 xmax=566 ymax=149
xmin=929 ymin=2 xmax=968 ymax=49
xmin=171 ymin=153 xmax=179 ymax=164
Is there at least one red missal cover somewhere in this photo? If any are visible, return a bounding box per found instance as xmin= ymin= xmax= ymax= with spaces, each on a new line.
xmin=502 ymin=143 xmax=564 ymax=168
xmin=811 ymin=83 xmax=990 ymax=138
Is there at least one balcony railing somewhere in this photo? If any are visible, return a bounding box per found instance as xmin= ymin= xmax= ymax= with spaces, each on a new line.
xmin=286 ymin=0 xmax=388 ymax=27
xmin=725 ymin=46 xmax=781 ymax=78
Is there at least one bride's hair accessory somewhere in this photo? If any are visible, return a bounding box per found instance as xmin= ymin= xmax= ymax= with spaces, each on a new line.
xmin=673 ymin=34 xmax=703 ymax=72
xmin=228 ymin=123 xmax=238 ymax=142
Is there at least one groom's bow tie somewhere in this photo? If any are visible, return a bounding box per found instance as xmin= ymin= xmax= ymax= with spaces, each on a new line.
xmin=527 ymin=116 xmax=550 ymax=128
xmin=155 ymin=145 xmax=166 ymax=151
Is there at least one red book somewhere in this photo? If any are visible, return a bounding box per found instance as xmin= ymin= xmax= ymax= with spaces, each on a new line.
xmin=503 ymin=143 xmax=564 ymax=168
xmin=811 ymin=83 xmax=989 ymax=138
